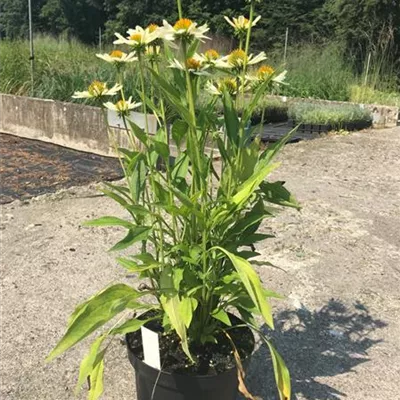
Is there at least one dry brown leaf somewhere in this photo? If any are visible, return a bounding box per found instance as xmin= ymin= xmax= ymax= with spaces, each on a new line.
xmin=224 ymin=331 xmax=256 ymax=400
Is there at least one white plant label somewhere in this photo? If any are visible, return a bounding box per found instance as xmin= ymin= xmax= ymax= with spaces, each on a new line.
xmin=141 ymin=326 xmax=161 ymax=370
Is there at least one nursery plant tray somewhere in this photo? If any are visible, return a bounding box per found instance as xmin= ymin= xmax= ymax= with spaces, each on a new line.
xmin=290 ymin=119 xmax=372 ymax=134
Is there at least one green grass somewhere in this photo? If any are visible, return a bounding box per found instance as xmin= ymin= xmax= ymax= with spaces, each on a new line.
xmin=349 ymin=85 xmax=400 ymax=108
xmin=0 ymin=36 xmax=398 ymax=109
xmin=0 ymin=36 xmax=141 ymax=103
xmin=270 ymin=43 xmax=356 ymax=101
xmin=288 ymin=102 xmax=372 ymax=126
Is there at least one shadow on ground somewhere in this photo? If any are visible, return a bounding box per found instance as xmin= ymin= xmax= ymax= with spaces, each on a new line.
xmin=244 ymin=299 xmax=386 ymax=400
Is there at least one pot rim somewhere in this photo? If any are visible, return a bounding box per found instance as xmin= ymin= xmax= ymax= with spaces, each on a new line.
xmin=126 ymin=312 xmax=255 ymax=380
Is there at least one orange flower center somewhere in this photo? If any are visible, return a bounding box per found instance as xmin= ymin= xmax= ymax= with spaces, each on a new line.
xmin=88 ymin=80 xmax=105 ymax=95
xmin=257 ymin=65 xmax=275 ymax=78
xmin=205 ymin=49 xmax=219 ymax=60
xmin=110 ymin=50 xmax=124 ymax=58
xmin=186 ymin=58 xmax=201 ymax=70
xmin=228 ymin=49 xmax=247 ymax=66
xmin=129 ymin=33 xmax=142 ymax=42
xmin=174 ymin=18 xmax=193 ymax=31
xmin=147 ymin=24 xmax=158 ymax=33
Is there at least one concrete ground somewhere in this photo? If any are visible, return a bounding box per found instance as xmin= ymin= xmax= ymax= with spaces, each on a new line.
xmin=1 ymin=127 xmax=399 ymax=399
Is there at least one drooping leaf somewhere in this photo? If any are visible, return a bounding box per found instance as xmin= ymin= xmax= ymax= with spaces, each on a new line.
xmin=75 ymin=335 xmax=106 ymax=395
xmin=214 ymin=247 xmax=274 ymax=329
xmin=260 ymin=181 xmax=300 ymax=209
xmin=47 ymin=284 xmax=141 ymax=361
xmin=109 ymin=226 xmax=152 ymax=252
xmin=88 ymin=351 xmax=105 ymax=400
xmin=224 ymin=331 xmax=255 ymax=400
xmin=261 ymin=337 xmax=291 ymax=400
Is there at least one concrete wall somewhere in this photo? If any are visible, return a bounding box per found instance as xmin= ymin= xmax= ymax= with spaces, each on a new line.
xmin=0 ymin=94 xmax=129 ymax=157
xmin=1 ymin=94 xmax=398 ymax=158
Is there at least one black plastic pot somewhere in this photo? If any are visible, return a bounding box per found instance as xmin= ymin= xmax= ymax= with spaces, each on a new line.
xmin=291 ymin=119 xmax=372 ymax=133
xmin=126 ymin=315 xmax=254 ymax=400
xmin=127 ymin=349 xmax=242 ymax=400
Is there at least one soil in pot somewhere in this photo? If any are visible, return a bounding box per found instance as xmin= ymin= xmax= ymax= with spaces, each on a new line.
xmin=126 ymin=311 xmax=254 ymax=376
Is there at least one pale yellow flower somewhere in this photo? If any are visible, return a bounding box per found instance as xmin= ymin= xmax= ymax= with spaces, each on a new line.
xmin=193 ymin=49 xmax=223 ymax=67
xmin=205 ymin=78 xmax=238 ymax=96
xmin=103 ymin=97 xmax=142 ymax=116
xmin=160 ymin=18 xmax=210 ymax=42
xmin=224 ymin=15 xmax=261 ymax=36
xmin=169 ymin=56 xmax=210 ymax=75
xmin=247 ymin=65 xmax=287 ymax=86
xmin=96 ymin=50 xmax=137 ymax=63
xmin=216 ymin=49 xmax=267 ymax=69
xmin=72 ymin=81 xmax=122 ymax=99
xmin=114 ymin=25 xmax=159 ymax=51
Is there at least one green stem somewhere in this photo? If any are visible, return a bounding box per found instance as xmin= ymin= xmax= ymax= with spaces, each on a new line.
xmin=153 ymin=58 xmax=179 ymax=243
xmin=138 ymin=52 xmax=165 ymax=264
xmin=259 ymin=105 xmax=265 ymax=136
xmin=176 ymin=0 xmax=183 ymax=19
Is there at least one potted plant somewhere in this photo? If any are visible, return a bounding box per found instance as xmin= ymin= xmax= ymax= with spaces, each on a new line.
xmin=47 ymin=1 xmax=299 ymax=399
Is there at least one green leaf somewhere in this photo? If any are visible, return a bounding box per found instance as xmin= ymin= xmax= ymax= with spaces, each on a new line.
xmin=125 ymin=204 xmax=150 ymax=217
xmin=129 ymin=156 xmax=146 ymax=203
xmin=214 ymin=247 xmax=274 ymax=329
xmin=100 ymin=189 xmax=128 ymax=207
xmin=126 ymin=118 xmax=148 ymax=146
xmin=261 ymin=337 xmax=291 ymax=400
xmin=232 ymin=162 xmax=280 ymax=206
xmin=259 ymin=128 xmax=296 ymax=165
xmin=260 ymin=181 xmax=300 ymax=209
xmin=110 ymin=317 xmax=156 ymax=335
xmin=212 ymin=308 xmax=232 ymax=326
xmin=172 ymin=152 xmax=189 ymax=189
xmin=160 ymin=267 xmax=192 ymax=361
xmin=75 ymin=335 xmax=106 ymax=395
xmin=88 ymin=351 xmax=105 ymax=400
xmin=153 ymin=140 xmax=170 ymax=160
xmin=179 ymin=297 xmax=198 ymax=328
xmin=47 ymin=284 xmax=141 ymax=361
xmin=242 ymin=81 xmax=269 ymax=124
xmin=110 ymin=226 xmax=152 ymax=252
xmin=116 ymin=257 xmax=159 ymax=272
xmin=171 ymin=120 xmax=188 ymax=148
xmin=83 ymin=216 xmax=135 ymax=229
xmin=153 ymin=181 xmax=170 ymax=205
xmin=238 ymin=233 xmax=274 ymax=246
xmin=222 ymin=90 xmax=239 ymax=147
